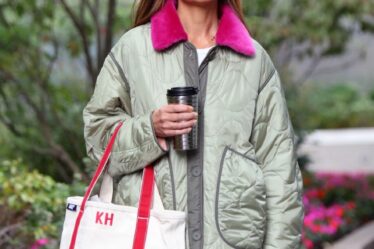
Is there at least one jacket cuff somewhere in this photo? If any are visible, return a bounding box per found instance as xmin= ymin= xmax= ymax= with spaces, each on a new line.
xmin=107 ymin=111 xmax=169 ymax=175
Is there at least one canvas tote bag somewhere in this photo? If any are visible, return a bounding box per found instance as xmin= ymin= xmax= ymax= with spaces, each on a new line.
xmin=59 ymin=121 xmax=186 ymax=249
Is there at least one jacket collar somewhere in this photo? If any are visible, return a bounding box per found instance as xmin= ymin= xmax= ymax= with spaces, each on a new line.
xmin=150 ymin=0 xmax=256 ymax=56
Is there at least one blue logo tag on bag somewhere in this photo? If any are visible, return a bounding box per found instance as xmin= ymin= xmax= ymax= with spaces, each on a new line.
xmin=67 ymin=203 xmax=77 ymax=212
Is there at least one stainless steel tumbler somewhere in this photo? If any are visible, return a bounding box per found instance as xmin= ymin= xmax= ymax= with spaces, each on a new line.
xmin=167 ymin=87 xmax=198 ymax=151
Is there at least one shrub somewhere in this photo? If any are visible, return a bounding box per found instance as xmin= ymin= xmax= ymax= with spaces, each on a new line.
xmin=302 ymin=172 xmax=374 ymax=249
xmin=0 ymin=159 xmax=84 ymax=249
xmin=288 ymin=84 xmax=374 ymax=130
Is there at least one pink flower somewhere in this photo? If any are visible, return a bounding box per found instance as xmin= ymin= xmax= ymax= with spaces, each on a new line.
xmin=303 ymin=204 xmax=349 ymax=236
xmin=30 ymin=238 xmax=49 ymax=249
xmin=319 ymin=225 xmax=337 ymax=235
xmin=304 ymin=238 xmax=314 ymax=249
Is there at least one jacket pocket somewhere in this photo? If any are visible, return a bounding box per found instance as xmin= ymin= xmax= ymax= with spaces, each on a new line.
xmin=215 ymin=145 xmax=266 ymax=249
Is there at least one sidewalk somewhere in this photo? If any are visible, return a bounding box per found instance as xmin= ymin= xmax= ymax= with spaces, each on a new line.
xmin=326 ymin=221 xmax=374 ymax=249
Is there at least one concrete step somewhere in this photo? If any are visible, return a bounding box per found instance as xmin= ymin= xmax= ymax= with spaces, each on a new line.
xmin=298 ymin=128 xmax=374 ymax=173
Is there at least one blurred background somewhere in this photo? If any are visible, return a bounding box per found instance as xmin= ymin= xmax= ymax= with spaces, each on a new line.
xmin=0 ymin=0 xmax=374 ymax=248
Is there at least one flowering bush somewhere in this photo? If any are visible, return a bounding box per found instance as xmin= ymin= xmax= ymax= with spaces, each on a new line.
xmin=0 ymin=160 xmax=85 ymax=249
xmin=302 ymin=172 xmax=374 ymax=249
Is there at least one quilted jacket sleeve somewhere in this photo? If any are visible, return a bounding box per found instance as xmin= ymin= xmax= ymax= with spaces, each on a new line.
xmin=250 ymin=60 xmax=304 ymax=248
xmin=82 ymin=51 xmax=168 ymax=177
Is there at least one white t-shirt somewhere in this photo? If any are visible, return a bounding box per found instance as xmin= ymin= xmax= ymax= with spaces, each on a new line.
xmin=197 ymin=46 xmax=215 ymax=66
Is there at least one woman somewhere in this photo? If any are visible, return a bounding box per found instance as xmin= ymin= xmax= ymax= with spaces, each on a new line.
xmin=83 ymin=0 xmax=304 ymax=248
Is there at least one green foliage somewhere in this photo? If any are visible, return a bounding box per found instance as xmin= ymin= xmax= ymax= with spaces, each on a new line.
xmin=0 ymin=0 xmax=133 ymax=181
xmin=0 ymin=159 xmax=85 ymax=248
xmin=369 ymin=88 xmax=374 ymax=101
xmin=243 ymin=0 xmax=374 ymax=88
xmin=243 ymin=0 xmax=374 ymax=57
xmin=0 ymin=80 xmax=89 ymax=181
xmin=288 ymin=84 xmax=374 ymax=130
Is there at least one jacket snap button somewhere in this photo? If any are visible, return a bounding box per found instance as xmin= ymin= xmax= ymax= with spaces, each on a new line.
xmin=192 ymin=231 xmax=201 ymax=241
xmin=192 ymin=167 xmax=201 ymax=177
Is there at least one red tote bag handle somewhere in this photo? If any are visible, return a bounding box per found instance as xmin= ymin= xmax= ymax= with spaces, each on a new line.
xmin=68 ymin=121 xmax=155 ymax=249
xmin=132 ymin=166 xmax=155 ymax=249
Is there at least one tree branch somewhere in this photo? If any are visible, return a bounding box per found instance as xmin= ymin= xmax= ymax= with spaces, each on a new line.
xmin=0 ymin=70 xmax=87 ymax=180
xmin=0 ymin=223 xmax=21 ymax=240
xmin=0 ymin=70 xmax=41 ymax=118
xmin=0 ymin=84 xmax=22 ymax=137
xmin=31 ymin=144 xmax=88 ymax=181
xmin=84 ymin=0 xmax=101 ymax=72
xmin=313 ymin=52 xmax=363 ymax=75
xmin=21 ymin=40 xmax=86 ymax=170
xmin=294 ymin=54 xmax=322 ymax=85
xmin=0 ymin=116 xmax=22 ymax=137
xmin=59 ymin=0 xmax=97 ymax=87
xmin=294 ymin=49 xmax=363 ymax=85
xmin=102 ymin=0 xmax=116 ymax=69
xmin=0 ymin=5 xmax=10 ymax=28
xmin=42 ymin=38 xmax=59 ymax=87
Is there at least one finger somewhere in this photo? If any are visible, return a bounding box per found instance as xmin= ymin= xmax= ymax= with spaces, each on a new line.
xmin=167 ymin=112 xmax=198 ymax=122
xmin=164 ymin=104 xmax=194 ymax=113
xmin=163 ymin=127 xmax=192 ymax=137
xmin=162 ymin=120 xmax=197 ymax=130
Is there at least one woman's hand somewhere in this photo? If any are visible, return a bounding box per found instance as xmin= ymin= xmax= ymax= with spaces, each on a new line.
xmin=152 ymin=104 xmax=198 ymax=150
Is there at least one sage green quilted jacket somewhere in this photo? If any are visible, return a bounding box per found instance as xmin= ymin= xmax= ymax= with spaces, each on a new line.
xmin=83 ymin=3 xmax=303 ymax=249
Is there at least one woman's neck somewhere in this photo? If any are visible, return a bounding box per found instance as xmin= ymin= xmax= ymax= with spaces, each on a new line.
xmin=177 ymin=0 xmax=218 ymax=49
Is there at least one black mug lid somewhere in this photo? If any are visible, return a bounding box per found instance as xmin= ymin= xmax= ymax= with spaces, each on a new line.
xmin=167 ymin=87 xmax=198 ymax=96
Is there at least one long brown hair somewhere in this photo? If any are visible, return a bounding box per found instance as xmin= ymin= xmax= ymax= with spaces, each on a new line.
xmin=132 ymin=0 xmax=246 ymax=28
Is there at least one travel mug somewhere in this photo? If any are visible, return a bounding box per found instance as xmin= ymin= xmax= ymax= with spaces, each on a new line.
xmin=167 ymin=87 xmax=199 ymax=151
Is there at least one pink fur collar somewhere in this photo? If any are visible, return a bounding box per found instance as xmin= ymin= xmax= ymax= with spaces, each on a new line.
xmin=151 ymin=0 xmax=256 ymax=56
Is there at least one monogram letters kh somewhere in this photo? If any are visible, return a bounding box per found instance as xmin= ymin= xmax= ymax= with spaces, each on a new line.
xmin=95 ymin=211 xmax=114 ymax=226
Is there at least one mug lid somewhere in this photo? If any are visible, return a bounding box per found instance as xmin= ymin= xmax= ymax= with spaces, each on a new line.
xmin=167 ymin=87 xmax=198 ymax=96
